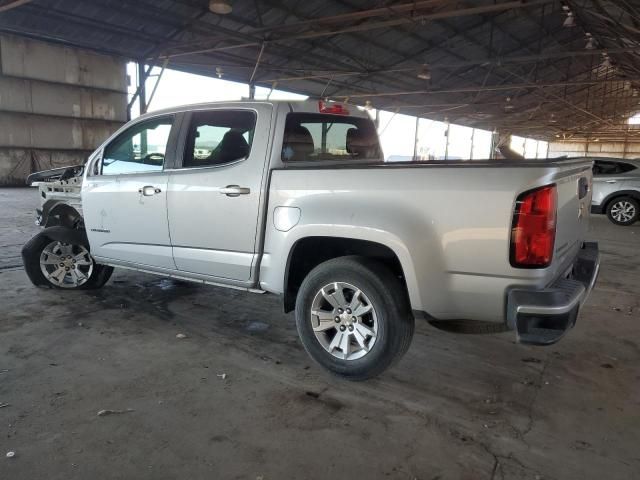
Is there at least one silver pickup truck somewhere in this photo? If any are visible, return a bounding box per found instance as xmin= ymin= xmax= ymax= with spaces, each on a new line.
xmin=23 ymin=100 xmax=600 ymax=380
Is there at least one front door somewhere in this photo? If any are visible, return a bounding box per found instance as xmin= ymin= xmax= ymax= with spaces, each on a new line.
xmin=83 ymin=115 xmax=179 ymax=270
xmin=167 ymin=106 xmax=271 ymax=282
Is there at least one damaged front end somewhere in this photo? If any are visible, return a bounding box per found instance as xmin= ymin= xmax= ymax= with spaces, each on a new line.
xmin=27 ymin=165 xmax=84 ymax=228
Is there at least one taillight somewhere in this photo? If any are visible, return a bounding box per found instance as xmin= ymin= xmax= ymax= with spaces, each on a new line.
xmin=510 ymin=185 xmax=557 ymax=268
xmin=318 ymin=100 xmax=349 ymax=115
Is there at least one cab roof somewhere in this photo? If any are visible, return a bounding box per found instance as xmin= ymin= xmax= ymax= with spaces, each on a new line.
xmin=140 ymin=99 xmax=372 ymax=121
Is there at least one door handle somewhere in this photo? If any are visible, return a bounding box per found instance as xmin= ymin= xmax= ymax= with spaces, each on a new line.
xmin=220 ymin=185 xmax=250 ymax=197
xmin=138 ymin=185 xmax=161 ymax=196
xmin=605 ymin=180 xmax=617 ymax=184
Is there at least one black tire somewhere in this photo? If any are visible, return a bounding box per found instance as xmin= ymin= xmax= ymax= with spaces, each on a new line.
xmin=295 ymin=256 xmax=414 ymax=381
xmin=606 ymin=196 xmax=639 ymax=226
xmin=22 ymin=228 xmax=113 ymax=289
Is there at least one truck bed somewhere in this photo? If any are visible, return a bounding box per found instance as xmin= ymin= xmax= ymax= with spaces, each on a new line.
xmin=262 ymin=157 xmax=593 ymax=322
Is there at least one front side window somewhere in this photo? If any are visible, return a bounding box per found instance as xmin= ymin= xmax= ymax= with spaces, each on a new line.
xmin=281 ymin=113 xmax=381 ymax=162
xmin=102 ymin=117 xmax=173 ymax=175
xmin=182 ymin=110 xmax=256 ymax=168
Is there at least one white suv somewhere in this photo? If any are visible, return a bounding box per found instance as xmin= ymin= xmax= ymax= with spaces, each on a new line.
xmin=591 ymin=159 xmax=640 ymax=225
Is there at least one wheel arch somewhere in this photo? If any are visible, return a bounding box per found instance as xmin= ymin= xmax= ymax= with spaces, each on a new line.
xmin=602 ymin=190 xmax=640 ymax=212
xmin=35 ymin=226 xmax=90 ymax=249
xmin=282 ymin=236 xmax=411 ymax=313
xmin=41 ymin=200 xmax=84 ymax=229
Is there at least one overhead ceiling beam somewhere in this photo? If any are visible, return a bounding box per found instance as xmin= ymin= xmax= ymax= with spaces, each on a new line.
xmin=495 ymin=64 xmax=619 ymax=131
xmin=0 ymin=0 xmax=32 ymax=13
xmin=160 ymin=0 xmax=554 ymax=59
xmin=323 ymin=0 xmax=538 ymax=99
xmin=434 ymin=5 xmax=571 ymax=92
xmin=259 ymin=48 xmax=640 ymax=83
xmin=321 ymin=0 xmax=548 ymax=103
xmin=266 ymin=0 xmax=554 ymax=38
xmin=251 ymin=0 xmax=447 ymax=34
xmin=334 ymin=78 xmax=640 ymax=98
xmin=270 ymin=0 xmax=554 ymax=41
xmin=253 ymin=0 xmax=476 ymax=101
xmin=163 ymin=0 xmax=544 ymax=105
xmin=151 ymin=0 xmax=560 ymax=110
xmin=145 ymin=5 xmax=372 ymax=80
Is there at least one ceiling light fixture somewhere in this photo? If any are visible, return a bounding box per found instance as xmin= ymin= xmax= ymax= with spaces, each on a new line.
xmin=505 ymin=96 xmax=514 ymax=110
xmin=585 ymin=33 xmax=596 ymax=50
xmin=417 ymin=64 xmax=431 ymax=80
xmin=563 ymin=11 xmax=576 ymax=28
xmin=209 ymin=0 xmax=232 ymax=15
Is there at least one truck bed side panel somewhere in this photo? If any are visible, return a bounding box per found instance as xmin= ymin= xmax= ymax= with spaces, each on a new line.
xmin=260 ymin=161 xmax=592 ymax=323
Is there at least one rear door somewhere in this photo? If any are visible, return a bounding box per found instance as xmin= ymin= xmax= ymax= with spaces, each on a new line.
xmin=592 ymin=160 xmax=625 ymax=206
xmin=617 ymin=161 xmax=640 ymax=191
xmin=82 ymin=115 xmax=181 ymax=269
xmin=166 ymin=105 xmax=272 ymax=282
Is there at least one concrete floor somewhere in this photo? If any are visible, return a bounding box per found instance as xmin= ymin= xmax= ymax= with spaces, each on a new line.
xmin=1 ymin=188 xmax=639 ymax=480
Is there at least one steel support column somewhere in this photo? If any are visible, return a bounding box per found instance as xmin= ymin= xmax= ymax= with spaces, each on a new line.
xmin=138 ymin=63 xmax=147 ymax=116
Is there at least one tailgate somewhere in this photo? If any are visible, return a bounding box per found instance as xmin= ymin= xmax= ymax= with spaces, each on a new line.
xmin=552 ymin=162 xmax=593 ymax=274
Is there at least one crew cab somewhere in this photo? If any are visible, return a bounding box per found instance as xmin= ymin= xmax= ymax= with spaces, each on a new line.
xmin=23 ymin=100 xmax=600 ymax=380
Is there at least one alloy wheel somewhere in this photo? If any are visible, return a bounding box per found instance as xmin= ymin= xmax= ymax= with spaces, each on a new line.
xmin=310 ymin=282 xmax=378 ymax=360
xmin=611 ymin=201 xmax=636 ymax=223
xmin=39 ymin=240 xmax=94 ymax=288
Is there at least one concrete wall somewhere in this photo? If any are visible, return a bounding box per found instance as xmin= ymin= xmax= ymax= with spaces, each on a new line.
xmin=549 ymin=139 xmax=640 ymax=159
xmin=0 ymin=34 xmax=127 ymax=185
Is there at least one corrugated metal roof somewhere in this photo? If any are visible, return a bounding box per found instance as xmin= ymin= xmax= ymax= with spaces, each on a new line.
xmin=1 ymin=0 xmax=639 ymax=140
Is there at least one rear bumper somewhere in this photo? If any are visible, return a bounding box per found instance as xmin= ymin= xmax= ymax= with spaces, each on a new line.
xmin=590 ymin=205 xmax=603 ymax=215
xmin=506 ymin=242 xmax=600 ymax=346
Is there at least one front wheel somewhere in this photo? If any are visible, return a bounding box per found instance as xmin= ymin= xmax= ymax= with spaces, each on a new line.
xmin=295 ymin=256 xmax=414 ymax=381
xmin=606 ymin=197 xmax=639 ymax=226
xmin=22 ymin=229 xmax=113 ymax=289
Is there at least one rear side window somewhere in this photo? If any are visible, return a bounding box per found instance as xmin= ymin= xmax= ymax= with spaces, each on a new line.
xmin=182 ymin=110 xmax=256 ymax=168
xmin=102 ymin=117 xmax=173 ymax=175
xmin=281 ymin=113 xmax=381 ymax=162
xmin=617 ymin=162 xmax=637 ymax=173
xmin=593 ymin=160 xmax=637 ymax=175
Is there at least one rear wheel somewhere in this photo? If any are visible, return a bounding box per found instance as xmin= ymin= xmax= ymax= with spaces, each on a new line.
xmin=606 ymin=197 xmax=639 ymax=226
xmin=295 ymin=256 xmax=414 ymax=380
xmin=22 ymin=229 xmax=113 ymax=289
